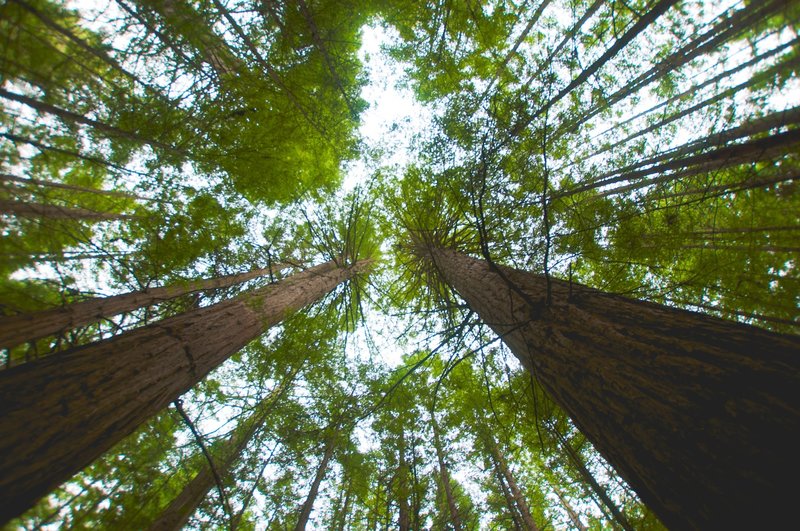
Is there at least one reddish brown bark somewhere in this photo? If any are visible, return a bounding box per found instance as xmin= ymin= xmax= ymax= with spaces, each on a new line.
xmin=0 ymin=260 xmax=368 ymax=525
xmin=0 ymin=263 xmax=288 ymax=350
xmin=426 ymin=247 xmax=800 ymax=529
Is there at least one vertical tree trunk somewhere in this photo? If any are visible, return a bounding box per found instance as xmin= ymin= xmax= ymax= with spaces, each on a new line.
xmin=0 ymin=260 xmax=368 ymax=525
xmin=294 ymin=434 xmax=337 ymax=531
xmin=397 ymin=429 xmax=411 ymax=531
xmin=432 ymin=415 xmax=463 ymax=531
xmin=424 ymin=247 xmax=800 ymax=529
xmin=0 ymin=263 xmax=289 ymax=350
xmin=148 ymin=369 xmax=297 ymax=531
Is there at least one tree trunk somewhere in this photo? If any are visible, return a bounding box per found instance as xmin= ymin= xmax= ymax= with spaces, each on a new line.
xmin=493 ymin=456 xmax=523 ymax=531
xmin=550 ymin=424 xmax=633 ymax=531
xmin=424 ymin=247 xmax=800 ymax=529
xmin=397 ymin=429 xmax=411 ymax=531
xmin=551 ymin=485 xmax=587 ymax=531
xmin=0 ymin=259 xmax=368 ymax=525
xmin=148 ymin=369 xmax=297 ymax=531
xmin=294 ymin=435 xmax=336 ymax=531
xmin=432 ymin=415 xmax=463 ymax=531
xmin=0 ymin=263 xmax=289 ymax=350
xmin=0 ymin=198 xmax=132 ymax=220
xmin=487 ymin=437 xmax=539 ymax=531
xmin=0 ymin=173 xmax=145 ymax=200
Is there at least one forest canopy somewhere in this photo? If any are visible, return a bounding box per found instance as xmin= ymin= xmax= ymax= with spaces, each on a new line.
xmin=0 ymin=0 xmax=798 ymax=529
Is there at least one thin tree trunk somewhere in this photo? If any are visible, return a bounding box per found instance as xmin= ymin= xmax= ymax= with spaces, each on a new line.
xmin=552 ymin=485 xmax=587 ymax=531
xmin=0 ymin=173 xmax=145 ymax=200
xmin=0 ymin=263 xmax=289 ymax=350
xmin=432 ymin=415 xmax=463 ymax=531
xmin=493 ymin=455 xmax=523 ymax=531
xmin=397 ymin=429 xmax=411 ymax=531
xmin=294 ymin=435 xmax=337 ymax=531
xmin=549 ymin=423 xmax=633 ymax=531
xmin=0 ymin=88 xmax=185 ymax=156
xmin=148 ymin=368 xmax=297 ymax=531
xmin=0 ymin=259 xmax=369 ymax=525
xmin=0 ymin=198 xmax=132 ymax=221
xmin=423 ymin=247 xmax=800 ymax=529
xmin=487 ymin=437 xmax=539 ymax=531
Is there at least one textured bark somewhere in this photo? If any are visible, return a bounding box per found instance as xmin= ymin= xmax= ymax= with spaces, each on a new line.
xmin=0 ymin=263 xmax=288 ymax=350
xmin=148 ymin=371 xmax=296 ymax=531
xmin=426 ymin=247 xmax=800 ymax=529
xmin=0 ymin=198 xmax=131 ymax=221
xmin=294 ymin=436 xmax=336 ymax=531
xmin=0 ymin=260 xmax=367 ymax=525
xmin=432 ymin=416 xmax=463 ymax=531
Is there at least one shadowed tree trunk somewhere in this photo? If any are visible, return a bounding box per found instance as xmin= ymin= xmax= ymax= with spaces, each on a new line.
xmin=0 ymin=259 xmax=369 ymax=525
xmin=397 ymin=429 xmax=411 ymax=531
xmin=422 ymin=246 xmax=800 ymax=529
xmin=294 ymin=434 xmax=337 ymax=531
xmin=0 ymin=263 xmax=289 ymax=350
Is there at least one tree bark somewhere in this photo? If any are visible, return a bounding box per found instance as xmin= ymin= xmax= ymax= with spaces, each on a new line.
xmin=397 ymin=429 xmax=411 ymax=531
xmin=294 ymin=435 xmax=336 ymax=531
xmin=0 ymin=198 xmax=132 ymax=221
xmin=432 ymin=415 xmax=463 ymax=531
xmin=492 ymin=455 xmax=523 ymax=531
xmin=0 ymin=263 xmax=289 ymax=350
xmin=148 ymin=369 xmax=297 ymax=531
xmin=0 ymin=259 xmax=368 ymax=525
xmin=424 ymin=247 xmax=800 ymax=529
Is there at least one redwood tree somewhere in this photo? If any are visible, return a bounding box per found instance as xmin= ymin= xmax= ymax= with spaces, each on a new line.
xmin=0 ymin=259 xmax=369 ymax=524
xmin=418 ymin=246 xmax=800 ymax=529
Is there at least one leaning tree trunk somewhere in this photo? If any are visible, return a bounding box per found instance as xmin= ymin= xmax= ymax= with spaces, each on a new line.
xmin=148 ymin=367 xmax=298 ymax=531
xmin=0 ymin=259 xmax=368 ymax=525
xmin=0 ymin=198 xmax=132 ymax=220
xmin=424 ymin=246 xmax=800 ymax=529
xmin=294 ymin=435 xmax=337 ymax=531
xmin=0 ymin=263 xmax=288 ymax=350
xmin=486 ymin=435 xmax=539 ymax=531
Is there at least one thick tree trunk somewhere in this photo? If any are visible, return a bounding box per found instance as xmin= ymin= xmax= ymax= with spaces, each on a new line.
xmin=432 ymin=416 xmax=463 ymax=531
xmin=0 ymin=260 xmax=367 ymax=525
xmin=0 ymin=263 xmax=288 ymax=350
xmin=487 ymin=437 xmax=539 ymax=531
xmin=425 ymin=247 xmax=800 ymax=529
xmin=0 ymin=198 xmax=131 ymax=220
xmin=294 ymin=436 xmax=336 ymax=531
xmin=148 ymin=370 xmax=296 ymax=531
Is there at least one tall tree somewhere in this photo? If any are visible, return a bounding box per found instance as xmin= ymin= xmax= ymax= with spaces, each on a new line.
xmin=414 ymin=245 xmax=800 ymax=529
xmin=0 ymin=259 xmax=370 ymax=524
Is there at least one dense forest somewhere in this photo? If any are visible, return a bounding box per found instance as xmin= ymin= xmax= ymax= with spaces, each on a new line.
xmin=0 ymin=0 xmax=798 ymax=529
